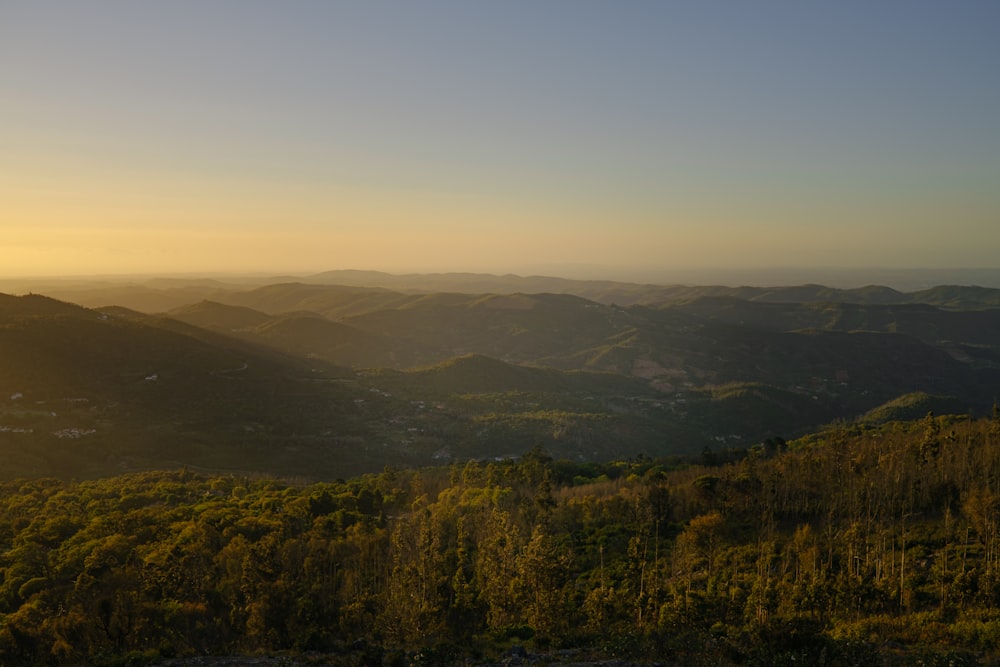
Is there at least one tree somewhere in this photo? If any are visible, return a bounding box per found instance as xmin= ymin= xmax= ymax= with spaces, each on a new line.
xmin=514 ymin=526 xmax=571 ymax=639
xmin=382 ymin=506 xmax=448 ymax=645
xmin=475 ymin=508 xmax=522 ymax=632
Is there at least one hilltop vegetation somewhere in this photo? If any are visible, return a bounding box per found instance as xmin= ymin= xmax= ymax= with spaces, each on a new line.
xmin=2 ymin=413 xmax=1000 ymax=664
xmin=2 ymin=274 xmax=1000 ymax=663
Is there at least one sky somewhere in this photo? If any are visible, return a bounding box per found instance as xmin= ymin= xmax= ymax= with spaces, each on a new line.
xmin=2 ymin=1 xmax=999 ymax=281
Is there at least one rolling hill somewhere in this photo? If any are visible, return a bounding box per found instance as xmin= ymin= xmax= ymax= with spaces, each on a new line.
xmin=168 ymin=300 xmax=399 ymax=368
xmin=1 ymin=294 xmax=745 ymax=478
xmin=3 ymin=274 xmax=1000 ymax=480
xmin=162 ymin=282 xmax=1000 ymax=439
xmin=21 ymin=270 xmax=1000 ymax=313
xmin=0 ymin=294 xmax=387 ymax=478
xmin=171 ymin=286 xmax=1000 ymax=411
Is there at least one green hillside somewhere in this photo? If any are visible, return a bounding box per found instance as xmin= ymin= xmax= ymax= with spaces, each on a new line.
xmin=3 ymin=414 xmax=1000 ymax=665
xmin=858 ymin=391 xmax=974 ymax=424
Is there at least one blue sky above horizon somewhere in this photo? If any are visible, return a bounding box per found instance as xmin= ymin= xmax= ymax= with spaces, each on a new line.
xmin=2 ymin=1 xmax=999 ymax=279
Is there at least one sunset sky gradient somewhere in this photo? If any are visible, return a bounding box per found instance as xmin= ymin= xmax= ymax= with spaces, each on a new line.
xmin=3 ymin=1 xmax=999 ymax=279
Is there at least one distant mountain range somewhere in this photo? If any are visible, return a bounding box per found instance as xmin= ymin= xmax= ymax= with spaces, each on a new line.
xmin=10 ymin=269 xmax=1000 ymax=312
xmin=1 ymin=272 xmax=999 ymax=480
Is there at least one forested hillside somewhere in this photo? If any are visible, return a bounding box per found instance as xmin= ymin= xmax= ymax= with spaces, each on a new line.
xmin=2 ymin=413 xmax=1000 ymax=665
xmin=3 ymin=281 xmax=1000 ymax=480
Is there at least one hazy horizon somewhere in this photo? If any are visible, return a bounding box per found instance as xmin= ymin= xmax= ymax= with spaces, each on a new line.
xmin=6 ymin=265 xmax=1000 ymax=294
xmin=3 ymin=2 xmax=999 ymax=278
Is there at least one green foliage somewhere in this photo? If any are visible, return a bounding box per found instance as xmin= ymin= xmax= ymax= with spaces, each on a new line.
xmin=2 ymin=416 xmax=1000 ymax=663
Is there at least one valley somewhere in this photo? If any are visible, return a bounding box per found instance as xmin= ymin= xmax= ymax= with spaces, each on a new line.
xmin=2 ymin=271 xmax=1000 ymax=665
xmin=1 ymin=272 xmax=998 ymax=480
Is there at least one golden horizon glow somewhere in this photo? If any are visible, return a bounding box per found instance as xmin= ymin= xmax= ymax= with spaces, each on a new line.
xmin=2 ymin=3 xmax=998 ymax=280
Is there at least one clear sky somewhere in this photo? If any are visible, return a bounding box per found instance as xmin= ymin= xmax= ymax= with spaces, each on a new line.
xmin=2 ymin=1 xmax=999 ymax=279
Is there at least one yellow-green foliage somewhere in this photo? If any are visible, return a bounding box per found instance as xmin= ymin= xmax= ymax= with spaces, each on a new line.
xmin=2 ymin=414 xmax=1000 ymax=664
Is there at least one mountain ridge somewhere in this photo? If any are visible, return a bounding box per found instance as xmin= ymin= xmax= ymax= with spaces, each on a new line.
xmin=3 ymin=278 xmax=999 ymax=480
xmin=14 ymin=270 xmax=1000 ymax=313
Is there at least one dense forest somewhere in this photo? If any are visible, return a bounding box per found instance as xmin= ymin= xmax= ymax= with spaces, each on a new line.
xmin=3 ymin=411 xmax=1000 ymax=665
